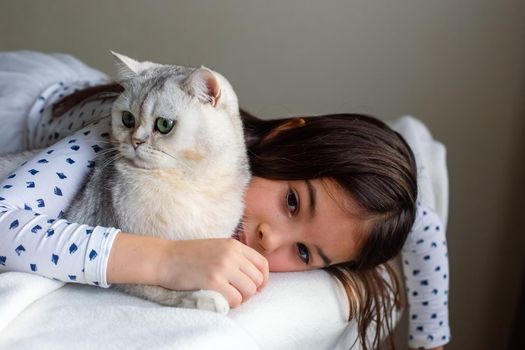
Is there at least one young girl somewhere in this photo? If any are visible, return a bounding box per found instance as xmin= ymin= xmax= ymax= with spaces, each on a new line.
xmin=0 ymin=51 xmax=449 ymax=350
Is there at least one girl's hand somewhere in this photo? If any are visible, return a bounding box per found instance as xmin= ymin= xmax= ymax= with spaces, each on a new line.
xmin=157 ymin=238 xmax=269 ymax=308
xmin=108 ymin=233 xmax=269 ymax=308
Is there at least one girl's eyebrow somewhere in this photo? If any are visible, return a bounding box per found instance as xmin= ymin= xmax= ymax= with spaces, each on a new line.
xmin=304 ymin=180 xmax=317 ymax=218
xmin=315 ymin=244 xmax=332 ymax=267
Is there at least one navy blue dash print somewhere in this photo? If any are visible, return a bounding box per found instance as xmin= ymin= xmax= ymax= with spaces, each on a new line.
xmin=54 ymin=132 xmax=59 ymax=140
xmin=28 ymin=169 xmax=39 ymax=175
xmin=86 ymin=229 xmax=93 ymax=235
xmin=404 ymin=259 xmax=409 ymax=265
xmin=71 ymin=145 xmax=80 ymax=151
xmin=89 ymin=249 xmax=98 ymax=261
xmin=431 ymin=313 xmax=437 ymax=319
xmin=58 ymin=210 xmax=65 ymax=219
xmin=68 ymin=139 xmax=77 ymax=144
xmin=46 ymin=228 xmax=55 ymax=237
xmin=411 ymin=314 xmax=418 ymax=320
xmin=94 ymin=282 xmax=99 ymax=286
xmin=421 ymin=280 xmax=429 ymax=286
xmin=412 ymin=291 xmax=418 ymax=296
xmin=83 ymin=130 xmax=91 ymax=136
xmin=37 ymin=159 xmax=49 ymax=164
xmin=432 ymin=289 xmax=438 ymax=295
xmin=435 ymin=266 xmax=441 ymax=271
xmin=91 ymin=144 xmax=102 ymax=153
xmin=2 ymin=185 xmax=12 ymax=189
xmin=422 ymin=301 xmax=429 ymax=306
xmin=31 ymin=225 xmax=42 ymax=233
xmin=439 ymin=321 xmax=444 ymax=326
xmin=436 ymin=226 xmax=440 ymax=231
xmin=416 ymin=239 xmax=424 ymax=244
xmin=442 ymin=336 xmax=447 ymax=340
xmin=39 ymin=108 xmax=44 ymax=114
xmin=416 ymin=326 xmax=423 ymax=332
xmin=26 ymin=181 xmax=35 ymax=188
xmin=423 ymin=255 xmax=430 ymax=260
xmin=101 ymin=132 xmax=110 ymax=138
xmin=7 ymin=173 xmax=16 ymax=179
xmin=37 ymin=199 xmax=45 ymax=207
xmin=15 ymin=245 xmax=26 ymax=256
xmin=427 ymin=335 xmax=434 ymax=341
xmin=56 ymin=172 xmax=67 ymax=179
xmin=24 ymin=203 xmax=32 ymax=210
xmin=69 ymin=243 xmax=78 ymax=254
xmin=413 ymin=269 xmax=420 ymax=276
xmin=54 ymin=187 xmax=63 ymax=196
xmin=68 ymin=275 xmax=77 ymax=281
xmin=47 ymin=149 xmax=54 ymax=154
xmin=431 ymin=242 xmax=437 ymax=248
xmin=9 ymin=220 xmax=19 ymax=229
xmin=51 ymin=254 xmax=59 ymax=265
xmin=0 ymin=196 xmax=4 ymax=201
xmin=443 ymin=274 xmax=448 ymax=279
xmin=30 ymin=263 xmax=37 ymax=272
xmin=0 ymin=256 xmax=6 ymax=265
xmin=87 ymin=160 xmax=95 ymax=168
xmin=66 ymin=158 xmax=75 ymax=164
xmin=68 ymin=122 xmax=73 ymax=130
xmin=47 ymin=218 xmax=55 ymax=224
xmin=424 ymin=226 xmax=430 ymax=231
xmin=38 ymin=96 xmax=45 ymax=101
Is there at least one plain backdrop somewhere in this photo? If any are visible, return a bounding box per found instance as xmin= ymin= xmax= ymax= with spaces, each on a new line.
xmin=1 ymin=1 xmax=524 ymax=349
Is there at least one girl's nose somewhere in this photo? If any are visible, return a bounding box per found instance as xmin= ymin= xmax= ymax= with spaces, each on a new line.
xmin=258 ymin=223 xmax=285 ymax=253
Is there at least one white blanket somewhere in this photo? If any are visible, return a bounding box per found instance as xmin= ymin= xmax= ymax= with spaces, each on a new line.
xmin=0 ymin=115 xmax=447 ymax=350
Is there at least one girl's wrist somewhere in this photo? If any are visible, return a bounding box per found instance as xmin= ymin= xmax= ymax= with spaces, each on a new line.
xmin=107 ymin=232 xmax=168 ymax=287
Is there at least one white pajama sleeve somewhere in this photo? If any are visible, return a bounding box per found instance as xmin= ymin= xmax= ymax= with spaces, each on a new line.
xmin=0 ymin=118 xmax=119 ymax=287
xmin=402 ymin=203 xmax=451 ymax=349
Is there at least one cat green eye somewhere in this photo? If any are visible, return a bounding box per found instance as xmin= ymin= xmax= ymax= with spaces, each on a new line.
xmin=155 ymin=117 xmax=175 ymax=134
xmin=122 ymin=111 xmax=136 ymax=128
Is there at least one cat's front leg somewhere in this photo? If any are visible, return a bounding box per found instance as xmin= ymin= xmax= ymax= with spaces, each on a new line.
xmin=114 ymin=284 xmax=230 ymax=315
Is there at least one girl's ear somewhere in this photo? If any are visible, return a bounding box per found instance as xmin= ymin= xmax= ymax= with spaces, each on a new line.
xmin=183 ymin=67 xmax=221 ymax=107
xmin=261 ymin=118 xmax=306 ymax=143
xmin=110 ymin=51 xmax=161 ymax=81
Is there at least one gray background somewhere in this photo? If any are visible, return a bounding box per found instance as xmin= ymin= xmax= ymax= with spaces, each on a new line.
xmin=1 ymin=1 xmax=524 ymax=349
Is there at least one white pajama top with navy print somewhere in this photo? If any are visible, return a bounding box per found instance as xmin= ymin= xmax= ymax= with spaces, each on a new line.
xmin=0 ymin=75 xmax=450 ymax=349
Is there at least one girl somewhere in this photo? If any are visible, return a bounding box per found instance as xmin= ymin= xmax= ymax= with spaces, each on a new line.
xmin=0 ymin=51 xmax=449 ymax=350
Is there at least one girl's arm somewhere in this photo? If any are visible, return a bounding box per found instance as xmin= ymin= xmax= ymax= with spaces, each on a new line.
xmin=402 ymin=203 xmax=450 ymax=349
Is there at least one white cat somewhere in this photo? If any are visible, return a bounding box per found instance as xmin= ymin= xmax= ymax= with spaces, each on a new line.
xmin=62 ymin=53 xmax=251 ymax=314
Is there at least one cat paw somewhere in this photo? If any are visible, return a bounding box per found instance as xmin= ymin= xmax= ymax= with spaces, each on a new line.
xmin=180 ymin=290 xmax=230 ymax=315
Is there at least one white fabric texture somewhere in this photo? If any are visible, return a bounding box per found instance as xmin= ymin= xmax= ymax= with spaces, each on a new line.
xmin=0 ymin=51 xmax=449 ymax=349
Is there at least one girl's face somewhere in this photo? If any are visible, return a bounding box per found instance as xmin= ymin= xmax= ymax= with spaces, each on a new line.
xmin=240 ymin=176 xmax=365 ymax=272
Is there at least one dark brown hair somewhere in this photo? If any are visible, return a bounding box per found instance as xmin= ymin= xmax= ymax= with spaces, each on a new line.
xmin=242 ymin=111 xmax=418 ymax=350
xmin=55 ymin=85 xmax=417 ymax=349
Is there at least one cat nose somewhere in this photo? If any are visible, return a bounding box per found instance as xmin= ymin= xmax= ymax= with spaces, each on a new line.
xmin=132 ymin=138 xmax=145 ymax=149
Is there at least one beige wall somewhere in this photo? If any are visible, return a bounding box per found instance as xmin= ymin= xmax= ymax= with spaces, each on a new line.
xmin=1 ymin=1 xmax=524 ymax=348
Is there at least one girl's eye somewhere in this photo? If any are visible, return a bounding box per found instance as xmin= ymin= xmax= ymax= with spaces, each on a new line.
xmin=155 ymin=117 xmax=175 ymax=134
xmin=286 ymin=188 xmax=299 ymax=216
xmin=122 ymin=111 xmax=135 ymax=128
xmin=297 ymin=243 xmax=310 ymax=264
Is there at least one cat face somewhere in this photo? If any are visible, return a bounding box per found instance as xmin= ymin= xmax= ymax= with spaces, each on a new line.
xmin=110 ymin=52 xmax=241 ymax=171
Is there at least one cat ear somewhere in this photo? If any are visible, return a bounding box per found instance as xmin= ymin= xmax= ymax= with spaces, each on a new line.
xmin=111 ymin=51 xmax=142 ymax=81
xmin=184 ymin=67 xmax=221 ymax=107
